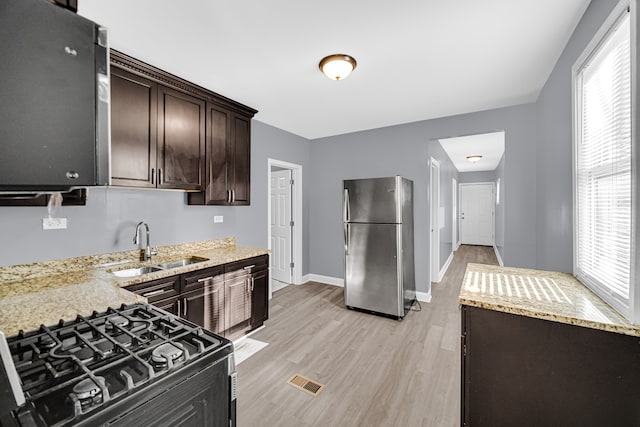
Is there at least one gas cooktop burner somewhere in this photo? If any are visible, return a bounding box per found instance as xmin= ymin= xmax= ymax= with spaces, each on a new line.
xmin=151 ymin=342 xmax=186 ymax=368
xmin=39 ymin=335 xmax=56 ymax=350
xmin=105 ymin=315 xmax=129 ymax=330
xmin=70 ymin=376 xmax=108 ymax=412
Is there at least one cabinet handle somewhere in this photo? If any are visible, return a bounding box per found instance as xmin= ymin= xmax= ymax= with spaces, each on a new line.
xmin=183 ymin=298 xmax=188 ymax=316
xmin=151 ymin=168 xmax=155 ymax=185
xmin=243 ymin=265 xmax=256 ymax=270
xmin=231 ymin=189 xmax=235 ymax=203
xmin=159 ymin=168 xmax=163 ymax=186
xmin=177 ymin=299 xmax=181 ymax=314
xmin=251 ymin=277 xmax=255 ymax=292
xmin=197 ymin=276 xmax=214 ymax=283
xmin=143 ymin=289 xmax=168 ymax=297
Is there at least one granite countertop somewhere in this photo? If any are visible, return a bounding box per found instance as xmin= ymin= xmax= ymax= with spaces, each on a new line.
xmin=0 ymin=237 xmax=269 ymax=336
xmin=459 ymin=263 xmax=640 ymax=337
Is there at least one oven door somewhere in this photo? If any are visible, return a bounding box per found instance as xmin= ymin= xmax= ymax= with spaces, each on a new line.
xmin=104 ymin=355 xmax=232 ymax=427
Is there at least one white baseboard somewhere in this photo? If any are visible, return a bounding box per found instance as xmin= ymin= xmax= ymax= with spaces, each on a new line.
xmin=416 ymin=290 xmax=432 ymax=303
xmin=437 ymin=251 xmax=454 ymax=282
xmin=304 ymin=274 xmax=344 ymax=287
xmin=454 ymin=241 xmax=461 ymax=251
xmin=494 ymin=245 xmax=504 ymax=266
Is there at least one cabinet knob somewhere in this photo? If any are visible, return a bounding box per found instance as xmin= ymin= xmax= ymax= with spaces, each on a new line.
xmin=66 ymin=171 xmax=80 ymax=180
xmin=64 ymin=46 xmax=77 ymax=56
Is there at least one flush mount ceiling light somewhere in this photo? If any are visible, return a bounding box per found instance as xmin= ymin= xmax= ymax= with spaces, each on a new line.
xmin=466 ymin=155 xmax=483 ymax=163
xmin=319 ymin=54 xmax=357 ymax=81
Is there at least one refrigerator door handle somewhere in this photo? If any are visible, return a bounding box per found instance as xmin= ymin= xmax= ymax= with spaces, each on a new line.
xmin=343 ymin=188 xmax=350 ymax=222
xmin=344 ymin=223 xmax=349 ymax=254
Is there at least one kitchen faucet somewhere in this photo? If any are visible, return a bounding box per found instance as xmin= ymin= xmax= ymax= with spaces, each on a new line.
xmin=133 ymin=221 xmax=158 ymax=261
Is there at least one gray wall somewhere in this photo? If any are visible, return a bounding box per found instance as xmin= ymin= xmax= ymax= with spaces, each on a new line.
xmin=309 ymin=103 xmax=537 ymax=294
xmin=429 ymin=141 xmax=459 ymax=270
xmin=0 ymin=120 xmax=312 ymax=272
xmin=535 ymin=0 xmax=618 ymax=272
xmin=459 ymin=171 xmax=495 ymax=183
xmin=494 ymin=155 xmax=505 ymax=262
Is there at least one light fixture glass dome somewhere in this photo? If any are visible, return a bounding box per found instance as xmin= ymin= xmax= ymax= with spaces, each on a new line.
xmin=319 ymin=54 xmax=357 ymax=80
xmin=466 ymin=155 xmax=483 ymax=163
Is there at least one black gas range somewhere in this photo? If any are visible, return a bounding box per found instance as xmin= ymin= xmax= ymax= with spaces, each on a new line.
xmin=0 ymin=303 xmax=236 ymax=427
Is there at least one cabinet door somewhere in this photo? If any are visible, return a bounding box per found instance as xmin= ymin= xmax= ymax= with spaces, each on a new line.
xmin=228 ymin=114 xmax=251 ymax=205
xmin=110 ymin=67 xmax=157 ymax=187
xmin=250 ymin=268 xmax=269 ymax=328
xmin=181 ymin=278 xmax=225 ymax=335
xmin=204 ymin=104 xmax=231 ymax=204
xmin=225 ymin=275 xmax=251 ymax=330
xmin=157 ymin=86 xmax=205 ymax=190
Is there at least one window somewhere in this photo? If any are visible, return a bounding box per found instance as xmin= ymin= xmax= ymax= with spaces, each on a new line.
xmin=573 ymin=2 xmax=635 ymax=321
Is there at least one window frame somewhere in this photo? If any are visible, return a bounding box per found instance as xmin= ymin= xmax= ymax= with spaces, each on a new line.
xmin=572 ymin=0 xmax=640 ymax=323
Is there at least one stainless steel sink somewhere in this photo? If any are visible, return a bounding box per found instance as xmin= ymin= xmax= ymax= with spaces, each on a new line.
xmin=110 ymin=257 xmax=209 ymax=277
xmin=111 ymin=266 xmax=164 ymax=278
xmin=154 ymin=257 xmax=209 ymax=269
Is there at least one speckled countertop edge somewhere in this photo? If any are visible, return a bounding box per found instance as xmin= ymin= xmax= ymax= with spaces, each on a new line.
xmin=459 ymin=263 xmax=640 ymax=338
xmin=0 ymin=238 xmax=269 ymax=336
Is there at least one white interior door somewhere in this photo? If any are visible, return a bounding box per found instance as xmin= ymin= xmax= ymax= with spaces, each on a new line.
xmin=460 ymin=183 xmax=494 ymax=246
xmin=270 ymin=169 xmax=292 ymax=286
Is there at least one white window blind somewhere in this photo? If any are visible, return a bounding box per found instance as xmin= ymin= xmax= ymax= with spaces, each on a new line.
xmin=575 ymin=10 xmax=632 ymax=315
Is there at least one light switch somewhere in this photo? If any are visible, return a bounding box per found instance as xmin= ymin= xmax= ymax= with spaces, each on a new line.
xmin=214 ymin=216 xmax=224 ymax=223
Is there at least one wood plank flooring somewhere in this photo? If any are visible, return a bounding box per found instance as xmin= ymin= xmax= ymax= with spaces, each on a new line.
xmin=237 ymin=245 xmax=497 ymax=426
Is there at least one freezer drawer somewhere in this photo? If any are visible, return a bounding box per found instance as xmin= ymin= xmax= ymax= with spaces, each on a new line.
xmin=344 ymin=223 xmax=403 ymax=317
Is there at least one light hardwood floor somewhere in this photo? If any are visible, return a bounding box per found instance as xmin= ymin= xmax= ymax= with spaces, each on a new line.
xmin=237 ymin=245 xmax=497 ymax=426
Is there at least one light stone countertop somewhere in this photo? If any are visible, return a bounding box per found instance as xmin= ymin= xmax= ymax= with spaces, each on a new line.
xmin=0 ymin=237 xmax=269 ymax=336
xmin=459 ymin=263 xmax=640 ymax=337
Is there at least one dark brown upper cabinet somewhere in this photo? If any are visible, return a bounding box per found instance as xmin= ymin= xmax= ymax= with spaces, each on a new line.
xmin=110 ymin=67 xmax=157 ymax=188
xmin=156 ymin=86 xmax=205 ymax=190
xmin=188 ymin=104 xmax=251 ymax=205
xmin=110 ymin=50 xmax=226 ymax=191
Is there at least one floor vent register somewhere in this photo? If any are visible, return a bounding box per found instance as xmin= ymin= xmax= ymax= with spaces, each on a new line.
xmin=287 ymin=374 xmax=325 ymax=397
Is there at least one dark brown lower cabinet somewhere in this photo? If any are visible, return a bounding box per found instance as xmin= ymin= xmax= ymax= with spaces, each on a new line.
xmin=124 ymin=255 xmax=268 ymax=338
xmin=461 ymin=305 xmax=640 ymax=427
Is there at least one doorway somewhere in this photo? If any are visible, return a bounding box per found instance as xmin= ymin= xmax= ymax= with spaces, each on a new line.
xmin=267 ymin=159 xmax=303 ymax=299
xmin=459 ymin=183 xmax=494 ymax=246
xmin=430 ymin=157 xmax=440 ymax=283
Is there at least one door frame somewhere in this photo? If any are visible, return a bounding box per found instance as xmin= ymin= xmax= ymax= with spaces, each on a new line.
xmin=267 ymin=158 xmax=303 ymax=299
xmin=459 ymin=182 xmax=495 ymax=246
xmin=452 ymin=177 xmax=459 ymax=251
xmin=430 ymin=157 xmax=440 ymax=283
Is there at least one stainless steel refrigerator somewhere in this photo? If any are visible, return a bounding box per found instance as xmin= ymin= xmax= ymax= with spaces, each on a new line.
xmin=343 ymin=176 xmax=416 ymax=319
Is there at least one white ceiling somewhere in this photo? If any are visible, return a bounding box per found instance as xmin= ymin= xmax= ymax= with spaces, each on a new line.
xmin=438 ymin=131 xmax=505 ymax=172
xmin=78 ymin=0 xmax=590 ymax=140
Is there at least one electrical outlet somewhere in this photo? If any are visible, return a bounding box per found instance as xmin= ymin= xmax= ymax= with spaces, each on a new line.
xmin=214 ymin=216 xmax=224 ymax=223
xmin=43 ymin=218 xmax=67 ymax=230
